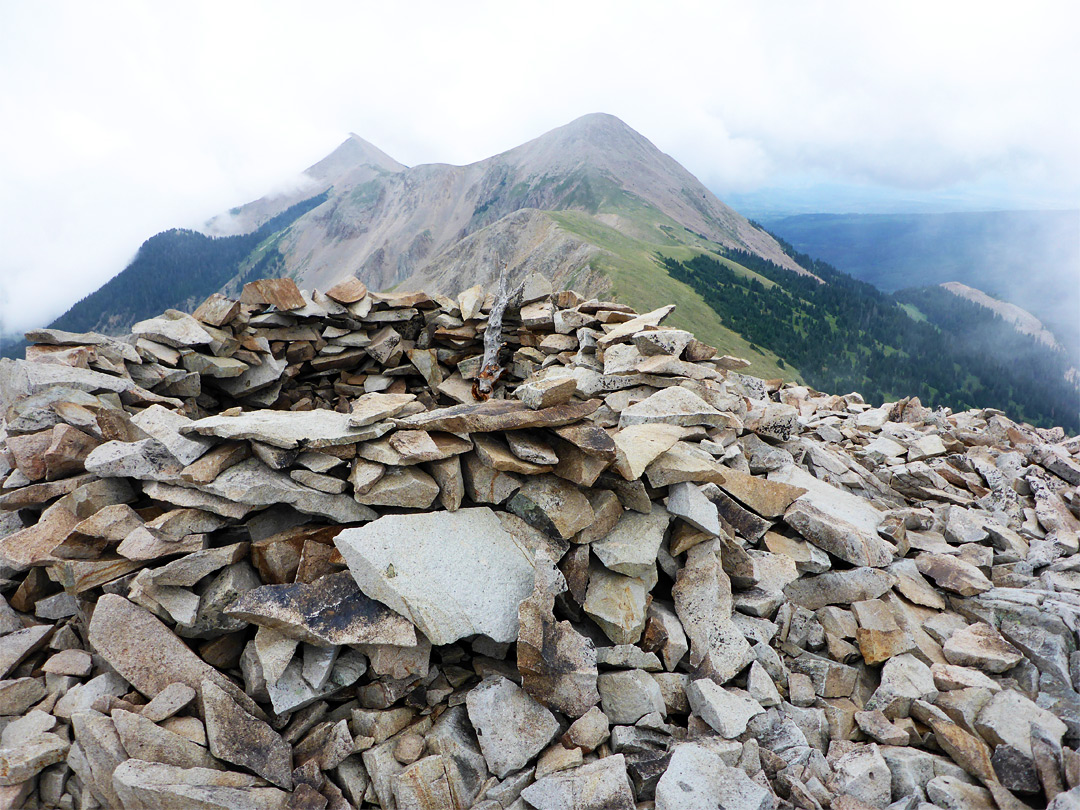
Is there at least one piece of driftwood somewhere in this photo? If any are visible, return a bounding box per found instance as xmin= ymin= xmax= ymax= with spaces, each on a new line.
xmin=472 ymin=267 xmax=524 ymax=401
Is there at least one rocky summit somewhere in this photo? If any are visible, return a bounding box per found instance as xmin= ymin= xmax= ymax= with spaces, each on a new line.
xmin=0 ymin=274 xmax=1078 ymax=810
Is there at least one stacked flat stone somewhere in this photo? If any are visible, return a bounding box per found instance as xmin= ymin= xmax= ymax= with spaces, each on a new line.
xmin=0 ymin=274 xmax=1078 ymax=810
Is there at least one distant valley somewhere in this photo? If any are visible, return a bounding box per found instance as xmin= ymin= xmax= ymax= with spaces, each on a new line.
xmin=762 ymin=210 xmax=1080 ymax=361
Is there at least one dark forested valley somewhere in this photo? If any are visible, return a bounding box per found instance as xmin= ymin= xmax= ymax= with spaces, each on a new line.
xmin=662 ymin=243 xmax=1079 ymax=432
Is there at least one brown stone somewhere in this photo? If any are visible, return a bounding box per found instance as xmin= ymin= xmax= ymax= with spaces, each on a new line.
xmin=5 ymin=429 xmax=53 ymax=481
xmin=241 ymin=278 xmax=306 ymax=310
xmin=915 ymin=553 xmax=993 ymax=596
xmin=44 ymin=423 xmax=102 ymax=479
xmin=719 ymin=468 xmax=806 ymax=518
xmin=202 ymin=678 xmax=293 ymax=789
xmin=193 ymin=292 xmax=241 ymax=326
xmin=180 ymin=441 xmax=250 ymax=485
xmin=325 ymin=276 xmax=369 ymax=304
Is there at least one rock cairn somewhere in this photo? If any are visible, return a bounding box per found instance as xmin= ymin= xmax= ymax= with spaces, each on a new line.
xmin=0 ymin=275 xmax=1078 ymax=810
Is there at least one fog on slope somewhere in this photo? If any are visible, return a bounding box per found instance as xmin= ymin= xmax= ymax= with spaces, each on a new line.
xmin=763 ymin=211 xmax=1080 ymax=361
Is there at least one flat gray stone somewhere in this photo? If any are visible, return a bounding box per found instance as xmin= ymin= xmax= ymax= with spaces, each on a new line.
xmin=348 ymin=392 xmax=417 ymax=427
xmin=783 ymin=567 xmax=898 ymax=610
xmin=194 ymin=458 xmax=376 ymax=523
xmin=0 ymin=733 xmax=69 ymax=787
xmin=655 ymin=743 xmax=773 ymax=810
xmin=591 ymin=503 xmax=669 ymax=579
xmin=618 ymin=386 xmax=728 ymax=428
xmin=131 ymin=404 xmax=215 ymax=465
xmin=832 ymin=744 xmax=892 ymax=808
xmin=520 ymin=753 xmax=635 ymax=810
xmin=584 ymin=564 xmax=649 ymax=645
xmin=112 ymin=708 xmax=220 ymax=771
xmin=915 ymin=553 xmax=993 ymax=596
xmin=132 ymin=310 xmax=213 ymax=347
xmin=112 ymin=759 xmax=289 ymax=810
xmin=466 ymin=675 xmax=559 ymax=779
xmin=0 ymin=709 xmax=55 ymax=748
xmin=686 ymin=680 xmax=765 ymax=737
xmin=0 ymin=357 xmax=179 ymax=412
xmin=353 ymin=465 xmax=440 ymax=509
xmin=597 ymin=669 xmax=666 ymax=724
xmin=975 ymin=689 xmax=1068 ymax=758
xmin=0 ymin=677 xmax=46 ymax=715
xmin=784 ymin=499 xmax=894 ymax=567
xmin=184 ymin=409 xmax=371 ymax=449
xmin=85 ymin=438 xmax=184 ymax=481
xmin=942 ymin=622 xmax=1023 ymax=673
xmin=215 ymin=352 xmax=287 ymax=398
xmin=335 ymin=508 xmax=536 ymax=645
xmin=672 ymin=543 xmax=752 ymax=684
xmin=770 ymin=464 xmax=885 ymax=537
xmin=667 ymin=481 xmax=720 ymax=536
xmin=0 ymin=625 xmax=52 ymax=679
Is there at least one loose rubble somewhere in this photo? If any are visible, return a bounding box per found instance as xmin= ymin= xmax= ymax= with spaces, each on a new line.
xmin=0 ymin=274 xmax=1078 ymax=809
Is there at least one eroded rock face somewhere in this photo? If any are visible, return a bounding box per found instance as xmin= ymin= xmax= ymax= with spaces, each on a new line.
xmin=2 ymin=279 xmax=1078 ymax=810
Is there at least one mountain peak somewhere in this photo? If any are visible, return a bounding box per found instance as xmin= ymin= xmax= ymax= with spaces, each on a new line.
xmin=563 ymin=111 xmax=636 ymax=132
xmin=305 ymin=134 xmax=406 ymax=180
xmin=532 ymin=112 xmax=650 ymax=151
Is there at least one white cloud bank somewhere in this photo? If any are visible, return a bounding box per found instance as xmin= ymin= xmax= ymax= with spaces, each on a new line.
xmin=1 ymin=0 xmax=1077 ymax=333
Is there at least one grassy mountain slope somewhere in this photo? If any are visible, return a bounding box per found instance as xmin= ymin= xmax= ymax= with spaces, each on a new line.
xmin=547 ymin=211 xmax=795 ymax=380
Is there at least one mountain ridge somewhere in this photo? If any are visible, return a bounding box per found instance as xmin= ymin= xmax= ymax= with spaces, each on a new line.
xmin=216 ymin=113 xmax=805 ymax=295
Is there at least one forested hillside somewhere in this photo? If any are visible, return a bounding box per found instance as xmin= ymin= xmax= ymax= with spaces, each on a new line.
xmin=662 ymin=244 xmax=1079 ymax=432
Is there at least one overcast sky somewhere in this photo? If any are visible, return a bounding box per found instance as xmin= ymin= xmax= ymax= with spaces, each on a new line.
xmin=1 ymin=0 xmax=1078 ymax=334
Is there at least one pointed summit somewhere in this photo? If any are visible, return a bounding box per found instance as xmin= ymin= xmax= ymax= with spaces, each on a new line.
xmin=305 ymin=134 xmax=406 ymax=180
xmin=499 ymin=113 xmax=660 ymax=177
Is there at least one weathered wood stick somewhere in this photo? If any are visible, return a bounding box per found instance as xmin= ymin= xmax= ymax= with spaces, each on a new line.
xmin=472 ymin=266 xmax=525 ymax=401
